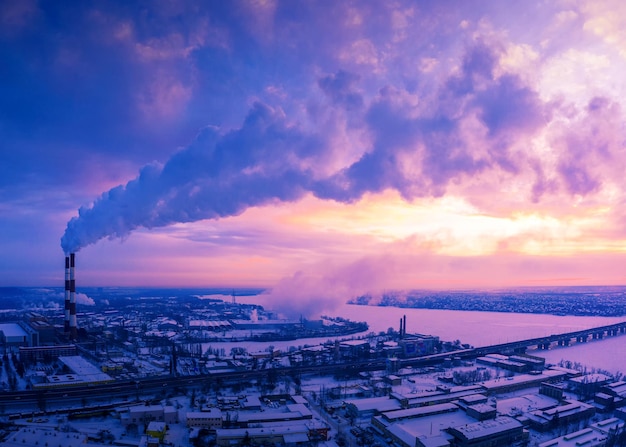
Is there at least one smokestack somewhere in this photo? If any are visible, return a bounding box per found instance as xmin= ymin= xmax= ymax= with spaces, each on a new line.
xmin=403 ymin=315 xmax=407 ymax=338
xmin=69 ymin=253 xmax=77 ymax=340
xmin=399 ymin=318 xmax=403 ymax=338
xmin=64 ymin=256 xmax=70 ymax=335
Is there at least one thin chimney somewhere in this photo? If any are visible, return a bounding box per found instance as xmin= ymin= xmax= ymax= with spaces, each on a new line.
xmin=64 ymin=256 xmax=70 ymax=335
xmin=69 ymin=253 xmax=77 ymax=340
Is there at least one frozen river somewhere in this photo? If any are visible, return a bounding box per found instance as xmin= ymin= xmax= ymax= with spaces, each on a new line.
xmin=330 ymin=303 xmax=626 ymax=347
xmin=205 ymin=297 xmax=626 ymax=374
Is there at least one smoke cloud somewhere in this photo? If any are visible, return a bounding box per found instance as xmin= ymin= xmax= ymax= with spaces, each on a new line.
xmin=61 ymin=41 xmax=592 ymax=255
xmin=261 ymin=249 xmax=626 ymax=319
xmin=61 ymin=102 xmax=320 ymax=253
xmin=75 ymin=292 xmax=95 ymax=306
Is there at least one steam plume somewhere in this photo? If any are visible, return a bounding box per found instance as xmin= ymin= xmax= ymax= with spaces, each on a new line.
xmin=61 ymin=44 xmax=553 ymax=254
xmin=61 ymin=103 xmax=318 ymax=253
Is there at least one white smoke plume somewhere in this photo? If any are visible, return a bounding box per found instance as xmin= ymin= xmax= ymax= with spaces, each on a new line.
xmin=61 ymin=44 xmax=557 ymax=254
xmin=61 ymin=103 xmax=319 ymax=253
xmin=75 ymin=292 xmax=95 ymax=306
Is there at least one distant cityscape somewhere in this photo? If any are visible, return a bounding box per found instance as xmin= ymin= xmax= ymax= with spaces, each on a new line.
xmin=1 ymin=288 xmax=626 ymax=446
xmin=351 ymin=286 xmax=626 ymax=317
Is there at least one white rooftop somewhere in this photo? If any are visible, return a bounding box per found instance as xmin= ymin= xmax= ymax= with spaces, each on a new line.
xmin=450 ymin=416 xmax=522 ymax=441
xmin=0 ymin=323 xmax=27 ymax=338
xmin=539 ymin=428 xmax=604 ymax=447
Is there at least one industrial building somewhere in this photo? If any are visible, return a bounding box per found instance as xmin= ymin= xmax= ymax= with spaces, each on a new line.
xmin=231 ymin=404 xmax=313 ymax=428
xmin=345 ymin=396 xmax=403 ymax=418
xmin=31 ymin=355 xmax=114 ymax=389
xmin=215 ymin=423 xmax=316 ymax=446
xmin=0 ymin=323 xmax=29 ymax=348
xmin=446 ymin=416 xmax=528 ymax=446
xmin=538 ymin=418 xmax=623 ymax=447
xmin=372 ymin=402 xmax=460 ymax=432
xmin=567 ymin=373 xmax=613 ymax=396
xmin=186 ymin=408 xmax=223 ymax=430
xmin=18 ymin=345 xmax=77 ymax=362
xmin=120 ymin=404 xmax=178 ymax=426
xmin=24 ymin=312 xmax=56 ymax=345
xmin=527 ymin=400 xmax=596 ymax=432
xmin=404 ymin=387 xmax=483 ymax=408
xmin=480 ymin=369 xmax=568 ymax=394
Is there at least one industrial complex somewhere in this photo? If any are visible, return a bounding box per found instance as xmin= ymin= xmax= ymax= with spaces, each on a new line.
xmin=1 ymin=259 xmax=626 ymax=446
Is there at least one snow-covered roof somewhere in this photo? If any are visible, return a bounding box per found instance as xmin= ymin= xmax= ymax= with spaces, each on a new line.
xmin=0 ymin=323 xmax=27 ymax=338
xmin=449 ymin=416 xmax=522 ymax=441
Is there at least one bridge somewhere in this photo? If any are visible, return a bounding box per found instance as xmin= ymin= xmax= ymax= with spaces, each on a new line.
xmin=470 ymin=320 xmax=626 ymax=356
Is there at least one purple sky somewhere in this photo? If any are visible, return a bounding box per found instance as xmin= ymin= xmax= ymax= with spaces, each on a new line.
xmin=1 ymin=1 xmax=625 ymax=314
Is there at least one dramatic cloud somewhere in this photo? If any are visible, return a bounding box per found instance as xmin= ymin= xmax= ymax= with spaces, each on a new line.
xmin=1 ymin=1 xmax=625 ymax=291
xmin=62 ymin=40 xmax=553 ymax=253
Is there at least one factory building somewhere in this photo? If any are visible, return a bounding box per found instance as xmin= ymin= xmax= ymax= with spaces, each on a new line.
xmin=32 ymin=355 xmax=113 ymax=389
xmin=480 ymin=369 xmax=568 ymax=394
xmin=339 ymin=339 xmax=370 ymax=358
xmin=0 ymin=318 xmax=58 ymax=349
xmin=120 ymin=404 xmax=178 ymax=426
xmin=567 ymin=373 xmax=613 ymax=396
xmin=345 ymin=396 xmax=403 ymax=419
xmin=0 ymin=323 xmax=29 ymax=349
xmin=405 ymin=387 xmax=483 ymax=409
xmin=215 ymin=424 xmax=313 ymax=446
xmin=398 ymin=334 xmax=440 ymax=358
xmin=372 ymin=403 xmax=460 ymax=433
xmin=24 ymin=312 xmax=55 ymax=345
xmin=538 ymin=418 xmax=623 ymax=447
xmin=446 ymin=416 xmax=528 ymax=447
xmin=19 ymin=345 xmax=77 ymax=363
xmin=186 ymin=408 xmax=223 ymax=430
xmin=527 ymin=400 xmax=596 ymax=432
xmin=230 ymin=404 xmax=312 ymax=428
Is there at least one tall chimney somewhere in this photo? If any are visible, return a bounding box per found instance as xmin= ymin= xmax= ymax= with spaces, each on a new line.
xmin=403 ymin=315 xmax=407 ymax=338
xmin=64 ymin=256 xmax=70 ymax=335
xmin=69 ymin=253 xmax=77 ymax=340
xmin=399 ymin=318 xmax=403 ymax=338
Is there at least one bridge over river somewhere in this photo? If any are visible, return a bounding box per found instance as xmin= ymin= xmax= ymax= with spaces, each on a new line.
xmin=470 ymin=319 xmax=626 ymax=356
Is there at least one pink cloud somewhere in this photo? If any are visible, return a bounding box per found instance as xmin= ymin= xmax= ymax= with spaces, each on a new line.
xmin=26 ymin=1 xmax=626 ymax=293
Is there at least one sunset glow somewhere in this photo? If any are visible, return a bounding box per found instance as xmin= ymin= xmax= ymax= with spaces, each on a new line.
xmin=1 ymin=0 xmax=625 ymax=302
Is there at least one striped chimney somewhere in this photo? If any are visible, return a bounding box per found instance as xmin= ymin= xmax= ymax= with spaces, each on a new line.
xmin=69 ymin=253 xmax=77 ymax=339
xmin=64 ymin=256 xmax=70 ymax=334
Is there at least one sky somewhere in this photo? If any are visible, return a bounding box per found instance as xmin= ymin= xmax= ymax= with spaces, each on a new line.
xmin=1 ymin=0 xmax=626 ymax=310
